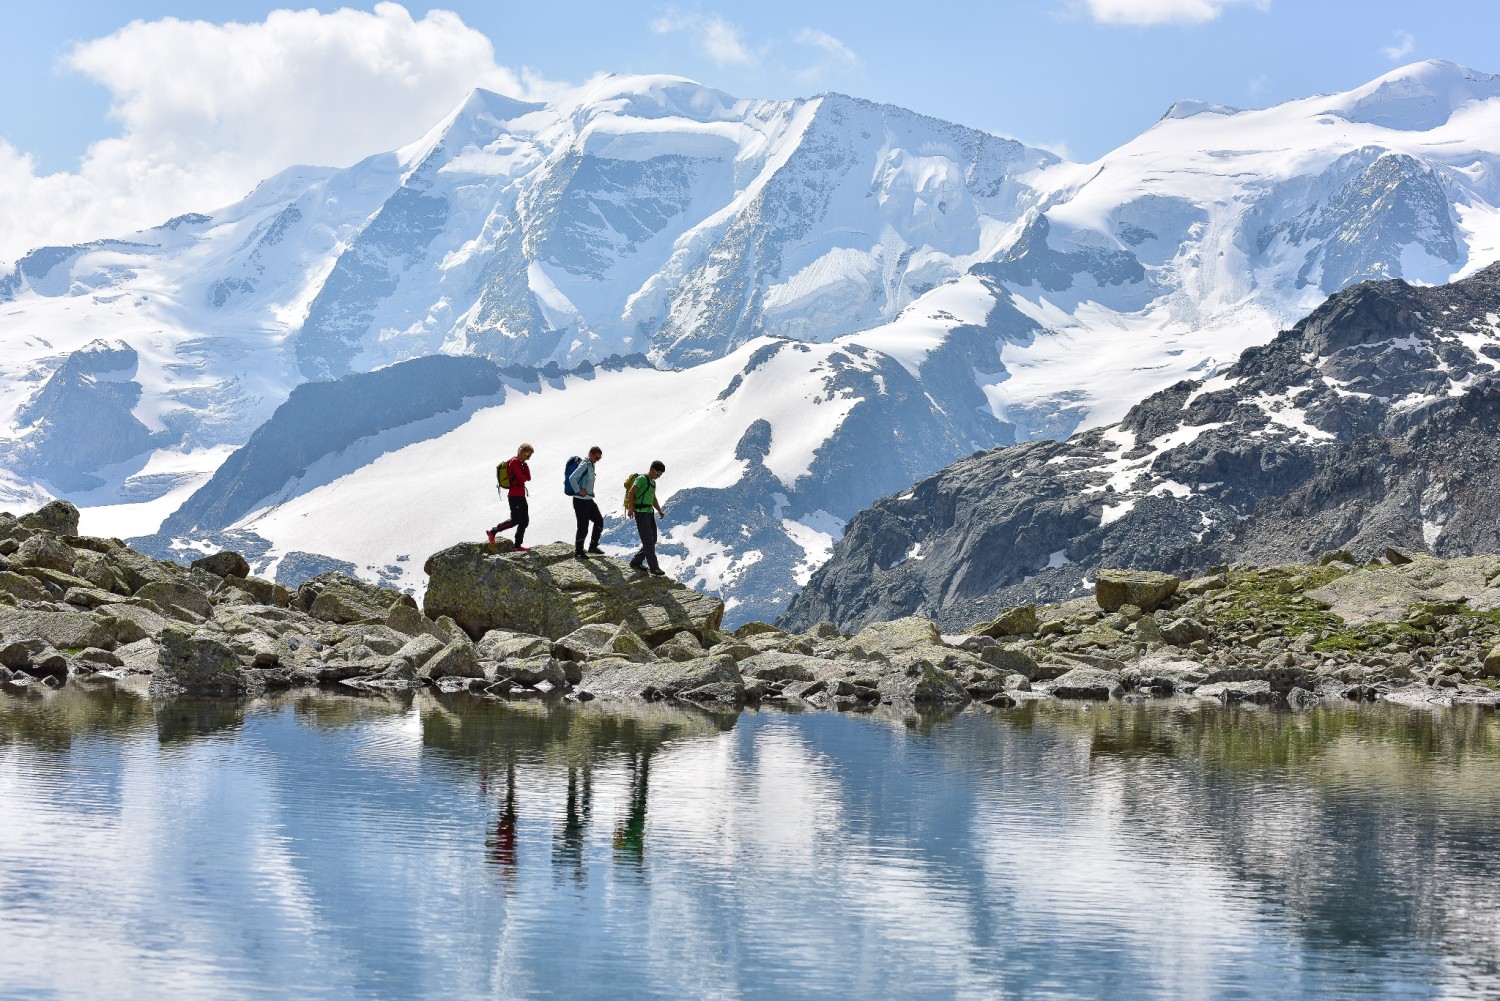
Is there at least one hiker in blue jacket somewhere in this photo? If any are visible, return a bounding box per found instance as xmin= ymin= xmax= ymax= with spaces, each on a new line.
xmin=568 ymin=446 xmax=605 ymax=559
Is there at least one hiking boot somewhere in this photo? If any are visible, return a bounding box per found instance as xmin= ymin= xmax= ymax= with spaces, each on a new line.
xmin=486 ymin=529 xmax=497 ymax=545
xmin=514 ymin=545 xmax=531 ymax=553
xmin=574 ymin=550 xmax=587 ymax=560
xmin=629 ymin=561 xmax=646 ymax=573
xmin=586 ymin=546 xmax=605 ymax=554
xmin=649 ymin=568 xmax=667 ymax=577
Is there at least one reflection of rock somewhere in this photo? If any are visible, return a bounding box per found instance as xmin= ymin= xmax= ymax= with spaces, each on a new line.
xmin=423 ymin=542 xmax=725 ymax=643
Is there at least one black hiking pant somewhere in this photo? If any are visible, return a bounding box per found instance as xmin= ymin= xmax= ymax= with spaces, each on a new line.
xmin=573 ymin=497 xmax=603 ymax=553
xmin=493 ymin=496 xmax=529 ymax=546
xmin=630 ymin=512 xmax=659 ymax=571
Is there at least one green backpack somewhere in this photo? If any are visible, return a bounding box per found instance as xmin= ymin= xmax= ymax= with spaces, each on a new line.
xmin=622 ymin=473 xmax=639 ymax=514
xmin=497 ymin=461 xmax=512 ymax=490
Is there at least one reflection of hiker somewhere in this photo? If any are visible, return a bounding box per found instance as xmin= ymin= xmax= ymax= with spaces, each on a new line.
xmin=613 ymin=747 xmax=651 ymax=869
xmin=566 ymin=446 xmax=605 ymax=560
xmin=553 ymin=765 xmax=592 ymax=883
xmin=488 ymin=443 xmax=534 ymax=552
xmin=626 ymin=460 xmax=667 ymax=577
xmin=486 ymin=761 xmax=519 ymax=880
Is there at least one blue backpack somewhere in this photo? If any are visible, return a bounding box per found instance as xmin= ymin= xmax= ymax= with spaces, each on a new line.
xmin=563 ymin=455 xmax=584 ymax=495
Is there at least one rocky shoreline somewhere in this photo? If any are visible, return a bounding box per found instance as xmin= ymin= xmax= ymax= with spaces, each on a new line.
xmin=1 ymin=501 xmax=1497 ymax=714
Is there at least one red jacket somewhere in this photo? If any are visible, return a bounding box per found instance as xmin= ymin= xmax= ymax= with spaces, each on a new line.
xmin=505 ymin=457 xmax=531 ymax=497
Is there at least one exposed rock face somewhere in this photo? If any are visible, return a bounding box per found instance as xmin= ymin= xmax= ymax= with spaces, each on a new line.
xmin=424 ymin=542 xmax=724 ymax=643
xmin=784 ymin=264 xmax=1500 ymax=632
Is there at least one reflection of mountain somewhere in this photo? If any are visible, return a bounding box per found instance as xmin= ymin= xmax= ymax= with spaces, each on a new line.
xmin=2 ymin=690 xmax=1499 ymax=995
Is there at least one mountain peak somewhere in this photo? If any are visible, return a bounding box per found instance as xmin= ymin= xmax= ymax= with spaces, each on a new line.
xmin=564 ymin=73 xmax=745 ymax=123
xmin=1327 ymin=59 xmax=1500 ymax=131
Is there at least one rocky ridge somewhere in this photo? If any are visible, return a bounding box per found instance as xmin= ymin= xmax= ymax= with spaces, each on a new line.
xmin=783 ymin=263 xmax=1500 ymax=632
xmin=4 ymin=499 xmax=1497 ymax=715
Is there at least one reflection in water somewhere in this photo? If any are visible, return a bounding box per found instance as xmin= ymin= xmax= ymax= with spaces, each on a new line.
xmin=613 ymin=747 xmax=651 ymax=871
xmin=1 ymin=685 xmax=1499 ymax=999
xmin=552 ymin=765 xmax=592 ymax=884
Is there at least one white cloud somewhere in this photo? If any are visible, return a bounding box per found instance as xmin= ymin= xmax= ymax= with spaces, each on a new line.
xmin=1381 ymin=30 xmax=1416 ymax=61
xmin=0 ymin=3 xmax=560 ymax=265
xmin=650 ymin=12 xmax=757 ymax=67
xmin=1084 ymin=0 xmax=1269 ymax=27
xmin=792 ymin=29 xmax=859 ymax=68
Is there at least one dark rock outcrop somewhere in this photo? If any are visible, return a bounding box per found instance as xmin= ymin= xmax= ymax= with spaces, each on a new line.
xmin=783 ymin=264 xmax=1500 ymax=631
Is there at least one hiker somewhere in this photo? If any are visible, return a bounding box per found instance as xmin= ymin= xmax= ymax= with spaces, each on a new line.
xmin=627 ymin=460 xmax=667 ymax=576
xmin=488 ymin=443 xmax=534 ymax=552
xmin=567 ymin=446 xmax=605 ymax=559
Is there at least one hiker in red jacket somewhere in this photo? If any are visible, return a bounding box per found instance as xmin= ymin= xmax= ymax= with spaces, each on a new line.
xmin=488 ymin=443 xmax=534 ymax=552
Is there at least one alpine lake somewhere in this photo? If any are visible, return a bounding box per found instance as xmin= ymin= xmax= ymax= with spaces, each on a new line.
xmin=3 ymin=683 xmax=1499 ymax=1000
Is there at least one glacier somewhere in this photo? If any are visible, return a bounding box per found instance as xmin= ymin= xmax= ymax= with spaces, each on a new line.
xmin=2 ymin=60 xmax=1500 ymax=624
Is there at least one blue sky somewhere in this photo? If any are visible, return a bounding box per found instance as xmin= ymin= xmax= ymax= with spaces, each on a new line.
xmin=1 ymin=0 xmax=1498 ymax=261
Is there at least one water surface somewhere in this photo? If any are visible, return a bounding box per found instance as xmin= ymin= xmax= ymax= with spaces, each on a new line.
xmin=2 ymin=685 xmax=1498 ymax=999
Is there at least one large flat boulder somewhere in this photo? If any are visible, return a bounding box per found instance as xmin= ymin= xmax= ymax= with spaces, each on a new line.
xmin=577 ymin=654 xmax=743 ymax=701
xmin=423 ymin=542 xmax=724 ymax=643
xmin=1095 ymin=569 xmax=1180 ymax=613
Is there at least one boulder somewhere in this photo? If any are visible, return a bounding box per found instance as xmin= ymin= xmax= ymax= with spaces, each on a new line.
xmin=577 ymin=653 xmax=743 ymax=701
xmin=420 ymin=636 xmax=484 ymax=680
xmin=297 ymin=572 xmax=412 ymax=624
xmin=654 ymin=631 xmax=707 ymax=662
xmin=733 ymin=621 xmax=783 ymax=639
xmin=1483 ymin=644 xmax=1500 ymax=679
xmin=423 ymin=542 xmax=724 ymax=643
xmin=102 ymin=604 xmax=168 ymax=643
xmin=0 ymin=607 xmax=116 ymax=650
xmin=134 ymin=581 xmax=213 ymax=623
xmin=150 ymin=626 xmax=259 ymax=696
xmin=20 ymin=500 xmax=80 ymax=537
xmin=556 ymin=623 xmax=655 ymax=664
xmin=974 ymin=604 xmax=1038 ymax=638
xmin=1194 ymin=679 xmax=1276 ymax=704
xmin=0 ymin=638 xmax=49 ymax=669
xmin=979 ymin=645 xmax=1040 ymax=678
xmin=192 ymin=550 xmax=251 ymax=579
xmin=394 ymin=634 xmax=445 ymax=672
xmin=64 ymin=586 xmax=130 ymax=609
xmin=841 ymin=616 xmax=972 ymax=704
xmin=1045 ymin=667 xmax=1123 ymax=700
xmin=70 ymin=551 xmax=120 ymax=592
xmin=477 ymin=630 xmax=553 ymax=662
xmin=220 ymin=575 xmax=290 ymax=608
xmin=16 ymin=534 xmax=77 ymax=573
xmin=1160 ymin=617 xmax=1209 ymax=646
xmin=739 ymin=651 xmax=824 ymax=683
xmin=384 ymin=601 xmax=429 ymax=635
xmin=495 ymin=656 xmax=569 ymax=689
xmin=104 ymin=548 xmax=183 ymax=593
xmin=0 ymin=570 xmax=51 ymax=602
xmin=1094 ymin=570 xmax=1180 ymax=613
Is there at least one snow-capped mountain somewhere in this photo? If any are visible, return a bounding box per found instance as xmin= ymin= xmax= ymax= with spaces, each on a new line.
xmin=3 ymin=60 xmax=1500 ymax=624
xmin=782 ymin=264 xmax=1500 ymax=632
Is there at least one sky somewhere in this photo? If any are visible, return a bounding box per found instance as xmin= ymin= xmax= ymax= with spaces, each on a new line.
xmin=1 ymin=0 xmax=1498 ymax=264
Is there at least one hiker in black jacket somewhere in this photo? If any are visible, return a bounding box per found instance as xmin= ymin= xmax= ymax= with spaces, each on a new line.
xmin=628 ymin=460 xmax=667 ymax=576
xmin=568 ymin=446 xmax=605 ymax=559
